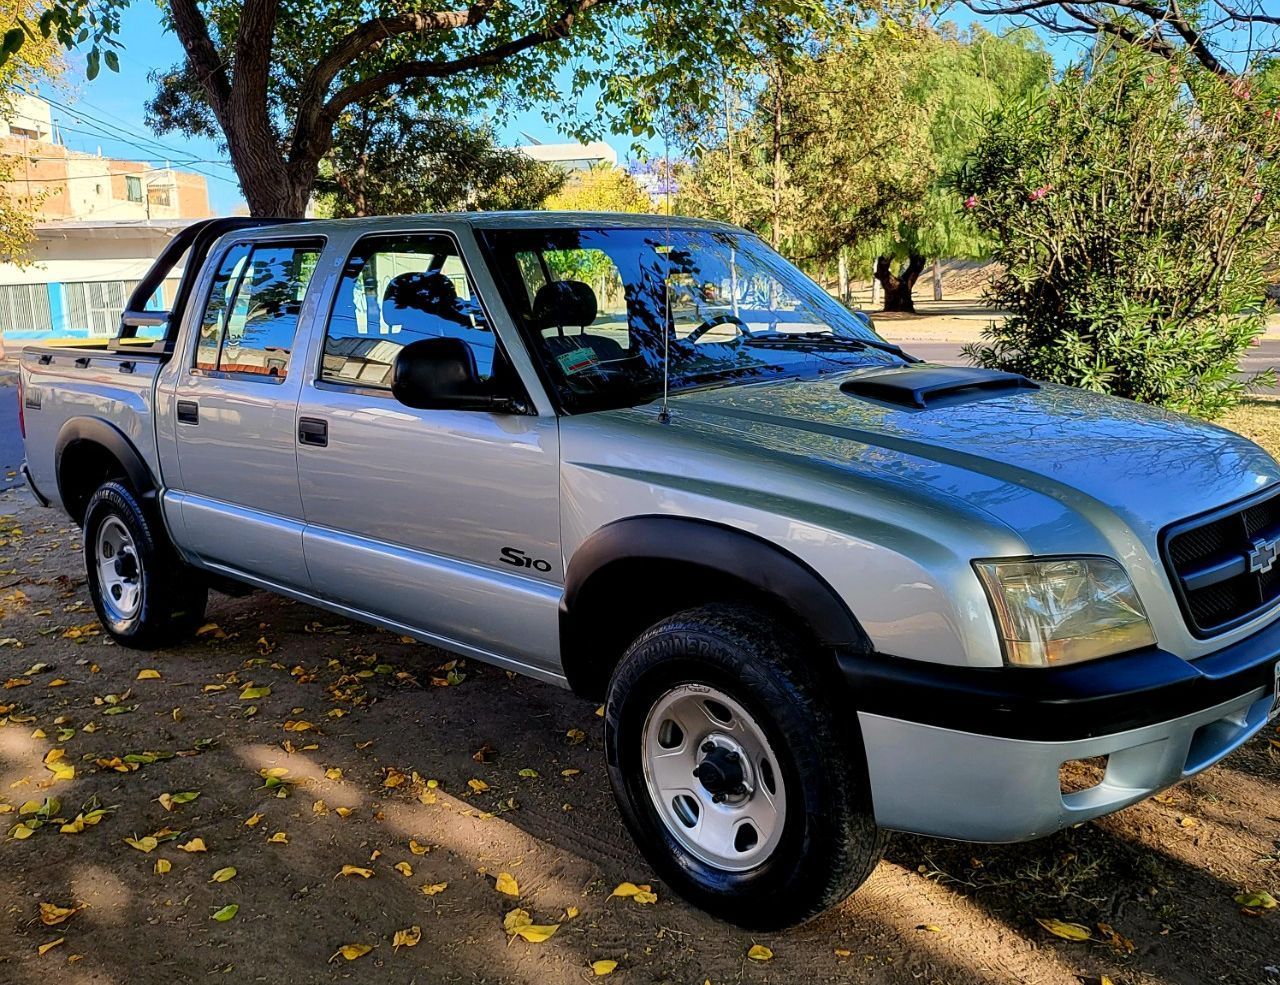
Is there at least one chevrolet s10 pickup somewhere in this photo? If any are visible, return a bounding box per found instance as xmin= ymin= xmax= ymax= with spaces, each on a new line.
xmin=18 ymin=213 xmax=1280 ymax=927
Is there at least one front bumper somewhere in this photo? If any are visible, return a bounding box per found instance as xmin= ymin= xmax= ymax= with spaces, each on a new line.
xmin=841 ymin=617 xmax=1280 ymax=842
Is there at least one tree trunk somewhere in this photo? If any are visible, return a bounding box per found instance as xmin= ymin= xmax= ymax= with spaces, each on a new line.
xmin=837 ymin=248 xmax=849 ymax=304
xmin=869 ymin=261 xmax=879 ymax=307
xmin=874 ymin=253 xmax=927 ymax=313
xmin=932 ymin=258 xmax=943 ymax=302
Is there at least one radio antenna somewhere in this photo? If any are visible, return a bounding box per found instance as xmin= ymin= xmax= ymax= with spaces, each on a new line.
xmin=658 ymin=105 xmax=673 ymax=425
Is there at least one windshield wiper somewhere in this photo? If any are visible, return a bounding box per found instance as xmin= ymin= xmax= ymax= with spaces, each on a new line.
xmin=743 ymin=331 xmax=919 ymax=361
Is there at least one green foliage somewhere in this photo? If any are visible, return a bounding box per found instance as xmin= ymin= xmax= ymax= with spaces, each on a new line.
xmin=312 ymin=102 xmax=565 ymax=218
xmin=0 ymin=0 xmax=123 ymax=78
xmin=856 ymin=25 xmax=1050 ymax=269
xmin=545 ymin=163 xmax=654 ymax=214
xmin=677 ymin=19 xmax=934 ymax=262
xmin=957 ymin=46 xmax=1280 ymax=418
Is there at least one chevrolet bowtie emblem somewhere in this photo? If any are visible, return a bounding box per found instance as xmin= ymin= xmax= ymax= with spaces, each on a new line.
xmin=1248 ymin=536 xmax=1280 ymax=575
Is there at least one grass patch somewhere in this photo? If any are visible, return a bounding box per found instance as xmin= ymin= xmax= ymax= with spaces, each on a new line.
xmin=1220 ymin=399 xmax=1280 ymax=458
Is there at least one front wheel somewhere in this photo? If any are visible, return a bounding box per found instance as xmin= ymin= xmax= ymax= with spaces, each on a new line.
xmin=604 ymin=604 xmax=887 ymax=929
xmin=83 ymin=481 xmax=208 ymax=650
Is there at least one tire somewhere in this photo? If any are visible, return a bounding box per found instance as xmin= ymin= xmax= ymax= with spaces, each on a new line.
xmin=83 ymin=480 xmax=208 ymax=650
xmin=604 ymin=603 xmax=888 ymax=929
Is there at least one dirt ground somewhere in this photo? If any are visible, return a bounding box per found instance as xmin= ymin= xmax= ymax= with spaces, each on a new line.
xmin=0 ymin=486 xmax=1277 ymax=985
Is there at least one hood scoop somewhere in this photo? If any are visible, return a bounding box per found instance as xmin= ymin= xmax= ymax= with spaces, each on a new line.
xmin=839 ymin=364 xmax=1039 ymax=409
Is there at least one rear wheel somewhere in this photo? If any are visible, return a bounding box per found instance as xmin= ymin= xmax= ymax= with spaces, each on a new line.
xmin=83 ymin=481 xmax=207 ymax=649
xmin=604 ymin=604 xmax=887 ymax=929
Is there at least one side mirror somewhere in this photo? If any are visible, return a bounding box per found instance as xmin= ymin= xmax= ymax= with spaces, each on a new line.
xmin=391 ymin=338 xmax=524 ymax=413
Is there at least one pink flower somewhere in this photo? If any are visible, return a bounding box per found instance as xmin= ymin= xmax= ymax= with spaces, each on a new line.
xmin=1232 ymin=78 xmax=1252 ymax=101
xmin=1254 ymin=190 xmax=1264 ymax=205
xmin=1028 ymin=184 xmax=1054 ymax=202
xmin=963 ymin=194 xmax=979 ymax=209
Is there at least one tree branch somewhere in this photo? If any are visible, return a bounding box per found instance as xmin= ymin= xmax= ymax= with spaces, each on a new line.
xmin=290 ymin=0 xmax=611 ymax=170
xmin=166 ymin=0 xmax=232 ymax=114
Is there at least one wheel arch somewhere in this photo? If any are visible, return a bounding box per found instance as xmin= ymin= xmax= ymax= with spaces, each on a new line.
xmin=560 ymin=516 xmax=872 ymax=699
xmin=54 ymin=417 xmax=156 ymax=525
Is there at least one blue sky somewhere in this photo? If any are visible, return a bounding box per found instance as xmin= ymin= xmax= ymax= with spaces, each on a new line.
xmin=39 ymin=4 xmax=630 ymax=215
xmin=35 ymin=4 xmax=1093 ymax=216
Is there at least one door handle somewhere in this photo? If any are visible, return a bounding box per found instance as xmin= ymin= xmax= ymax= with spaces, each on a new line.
xmin=298 ymin=417 xmax=328 ymax=447
xmin=176 ymin=400 xmax=199 ymax=425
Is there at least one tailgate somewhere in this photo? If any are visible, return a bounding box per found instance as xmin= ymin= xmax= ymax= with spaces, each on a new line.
xmin=20 ymin=346 xmax=163 ymax=512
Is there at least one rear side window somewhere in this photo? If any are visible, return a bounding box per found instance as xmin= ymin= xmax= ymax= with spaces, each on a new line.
xmin=195 ymin=239 xmax=323 ymax=380
xmin=321 ymin=233 xmax=495 ymax=388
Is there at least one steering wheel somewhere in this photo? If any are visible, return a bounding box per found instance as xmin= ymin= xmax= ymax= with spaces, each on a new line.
xmin=684 ymin=313 xmax=749 ymax=344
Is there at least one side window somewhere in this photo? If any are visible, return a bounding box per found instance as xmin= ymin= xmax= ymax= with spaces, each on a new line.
xmin=322 ymin=234 xmax=496 ymax=388
xmin=194 ymin=240 xmax=323 ymax=380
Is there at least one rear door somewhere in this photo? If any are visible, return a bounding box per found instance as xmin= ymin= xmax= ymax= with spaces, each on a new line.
xmin=166 ymin=235 xmax=326 ymax=589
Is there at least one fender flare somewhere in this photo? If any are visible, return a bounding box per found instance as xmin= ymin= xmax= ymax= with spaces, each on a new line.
xmin=54 ymin=417 xmax=157 ymax=506
xmin=562 ymin=515 xmax=872 ymax=651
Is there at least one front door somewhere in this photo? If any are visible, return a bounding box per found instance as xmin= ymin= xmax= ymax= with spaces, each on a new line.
xmin=169 ymin=236 xmax=325 ymax=589
xmin=294 ymin=231 xmax=563 ymax=679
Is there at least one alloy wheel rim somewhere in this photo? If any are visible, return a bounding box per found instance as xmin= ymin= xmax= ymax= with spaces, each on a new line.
xmin=641 ymin=684 xmax=787 ymax=872
xmin=96 ymin=516 xmax=142 ymax=623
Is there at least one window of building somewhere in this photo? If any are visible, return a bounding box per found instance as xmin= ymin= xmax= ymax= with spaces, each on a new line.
xmin=126 ymin=175 xmax=143 ymax=203
xmin=0 ymin=284 xmax=54 ymax=336
xmin=63 ymin=281 xmax=137 ymax=337
xmin=195 ymin=240 xmax=323 ymax=380
xmin=321 ymin=234 xmax=496 ymax=388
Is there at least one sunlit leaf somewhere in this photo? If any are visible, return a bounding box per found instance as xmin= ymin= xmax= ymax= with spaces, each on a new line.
xmin=513 ymin=923 xmax=559 ymax=943
xmin=268 ymin=831 xmax=288 ymax=844
xmin=747 ymin=944 xmax=773 ymax=961
xmin=1036 ymin=917 xmax=1092 ymax=941
xmin=244 ymin=812 xmax=264 ymax=827
xmin=212 ymin=866 xmax=237 ymax=883
xmin=339 ymin=865 xmax=373 ymax=878
xmin=392 ymin=926 xmax=421 ymax=951
xmin=124 ymin=836 xmax=158 ymax=853
xmin=178 ymin=837 xmax=207 ymax=853
xmin=408 ymin=839 xmax=430 ymax=855
xmin=211 ymin=904 xmax=238 ymax=922
xmin=1234 ymin=890 xmax=1278 ymax=910
xmin=394 ymin=861 xmax=413 ymax=877
xmin=421 ymin=882 xmax=448 ymax=896
xmin=154 ymin=858 xmax=171 ymax=874
xmin=467 ymin=778 xmax=489 ymax=793
xmin=503 ymin=907 xmax=532 ymax=933
xmin=495 ymin=872 xmax=519 ymax=896
xmin=239 ymin=686 xmax=271 ymax=700
xmin=591 ymin=959 xmax=618 ymax=976
xmin=136 ymin=669 xmax=161 ymax=680
xmin=36 ymin=937 xmax=64 ymax=956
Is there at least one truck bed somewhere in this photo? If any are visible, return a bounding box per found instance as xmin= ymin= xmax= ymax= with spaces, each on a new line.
xmin=20 ymin=345 xmax=166 ymax=512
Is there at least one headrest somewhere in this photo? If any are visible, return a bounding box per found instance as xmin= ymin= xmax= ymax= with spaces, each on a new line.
xmin=531 ymin=279 xmax=597 ymax=332
xmin=382 ymin=270 xmax=462 ymax=325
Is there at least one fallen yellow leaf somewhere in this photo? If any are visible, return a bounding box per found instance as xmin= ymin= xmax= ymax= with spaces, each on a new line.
xmin=408 ymin=839 xmax=430 ymax=855
xmin=591 ymin=959 xmax=618 ymax=976
xmin=333 ymin=943 xmax=373 ymax=962
xmin=154 ymin=858 xmax=171 ymax=874
xmin=394 ymin=861 xmax=413 ymax=877
xmin=325 ymin=767 xmax=343 ymax=780
xmin=339 ymin=865 xmax=374 ymax=879
xmin=495 ymin=871 xmax=520 ymax=896
xmin=178 ymin=838 xmax=207 ymax=853
xmin=37 ymin=938 xmax=64 ymax=956
xmin=124 ymin=836 xmax=158 ymax=853
xmin=513 ymin=923 xmax=559 ymax=943
xmin=467 ymin=778 xmax=489 ymax=793
xmin=610 ymin=882 xmax=642 ymax=898
xmin=747 ymin=944 xmax=773 ymax=961
xmin=38 ymin=902 xmax=78 ymax=926
xmin=268 ymin=831 xmax=288 ymax=844
xmin=244 ymin=812 xmax=264 ymax=827
xmin=136 ymin=669 xmax=161 ymax=680
xmin=503 ymin=908 xmax=532 ymax=933
xmin=421 ymin=882 xmax=448 ymax=896
xmin=1036 ymin=917 xmax=1092 ymax=941
xmin=211 ymin=866 xmax=237 ymax=883
xmin=392 ymin=926 xmax=421 ymax=951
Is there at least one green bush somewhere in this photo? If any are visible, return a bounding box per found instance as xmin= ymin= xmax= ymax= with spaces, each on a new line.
xmin=957 ymin=46 xmax=1279 ymax=418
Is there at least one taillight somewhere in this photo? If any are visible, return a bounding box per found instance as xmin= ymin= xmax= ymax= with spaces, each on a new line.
xmin=16 ymin=373 xmax=24 ymax=440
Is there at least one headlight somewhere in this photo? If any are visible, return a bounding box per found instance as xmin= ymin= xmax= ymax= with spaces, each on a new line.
xmin=974 ymin=557 xmax=1155 ymax=668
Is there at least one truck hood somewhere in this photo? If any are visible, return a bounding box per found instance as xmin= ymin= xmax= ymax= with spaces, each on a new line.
xmin=669 ymin=371 xmax=1280 ymax=546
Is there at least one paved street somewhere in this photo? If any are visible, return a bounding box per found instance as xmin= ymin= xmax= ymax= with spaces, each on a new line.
xmin=895 ymin=338 xmax=1280 ymax=396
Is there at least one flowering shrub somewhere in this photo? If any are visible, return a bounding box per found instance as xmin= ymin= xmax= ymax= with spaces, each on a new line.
xmin=957 ymin=47 xmax=1279 ymax=418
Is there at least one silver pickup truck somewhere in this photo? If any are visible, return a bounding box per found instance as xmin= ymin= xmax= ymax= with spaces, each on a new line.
xmin=18 ymin=213 xmax=1280 ymax=928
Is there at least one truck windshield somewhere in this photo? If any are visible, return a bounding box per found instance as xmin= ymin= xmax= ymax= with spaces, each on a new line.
xmin=479 ymin=226 xmax=908 ymax=413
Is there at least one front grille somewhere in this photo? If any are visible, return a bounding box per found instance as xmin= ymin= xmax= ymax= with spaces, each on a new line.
xmin=1162 ymin=487 xmax=1280 ymax=636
